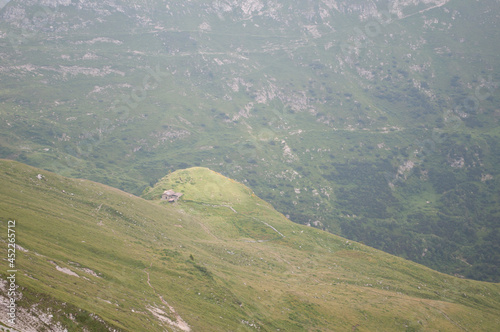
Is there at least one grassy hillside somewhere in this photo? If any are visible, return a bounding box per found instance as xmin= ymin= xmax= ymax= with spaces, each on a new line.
xmin=0 ymin=160 xmax=499 ymax=331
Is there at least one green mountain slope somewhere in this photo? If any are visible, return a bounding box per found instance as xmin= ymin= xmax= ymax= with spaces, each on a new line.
xmin=1 ymin=160 xmax=499 ymax=331
xmin=0 ymin=0 xmax=499 ymax=281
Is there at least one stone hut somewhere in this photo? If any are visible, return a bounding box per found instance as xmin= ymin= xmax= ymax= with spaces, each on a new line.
xmin=161 ymin=189 xmax=183 ymax=202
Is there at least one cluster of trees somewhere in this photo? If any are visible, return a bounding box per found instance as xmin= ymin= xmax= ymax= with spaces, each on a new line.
xmin=331 ymin=161 xmax=398 ymax=219
xmin=325 ymin=135 xmax=500 ymax=281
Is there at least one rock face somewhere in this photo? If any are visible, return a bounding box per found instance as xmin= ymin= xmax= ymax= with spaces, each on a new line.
xmin=0 ymin=278 xmax=112 ymax=332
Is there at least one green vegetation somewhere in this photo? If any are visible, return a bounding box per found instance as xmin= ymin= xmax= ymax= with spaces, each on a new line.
xmin=0 ymin=0 xmax=499 ymax=282
xmin=0 ymin=160 xmax=499 ymax=330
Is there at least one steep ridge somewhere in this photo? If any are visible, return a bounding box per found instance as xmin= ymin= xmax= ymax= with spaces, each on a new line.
xmin=0 ymin=159 xmax=499 ymax=331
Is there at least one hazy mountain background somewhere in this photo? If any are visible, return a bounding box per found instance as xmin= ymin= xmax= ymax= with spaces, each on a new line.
xmin=1 ymin=0 xmax=499 ymax=282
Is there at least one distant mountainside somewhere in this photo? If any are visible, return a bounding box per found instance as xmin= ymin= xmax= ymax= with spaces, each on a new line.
xmin=0 ymin=0 xmax=499 ymax=281
xmin=1 ymin=159 xmax=499 ymax=331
